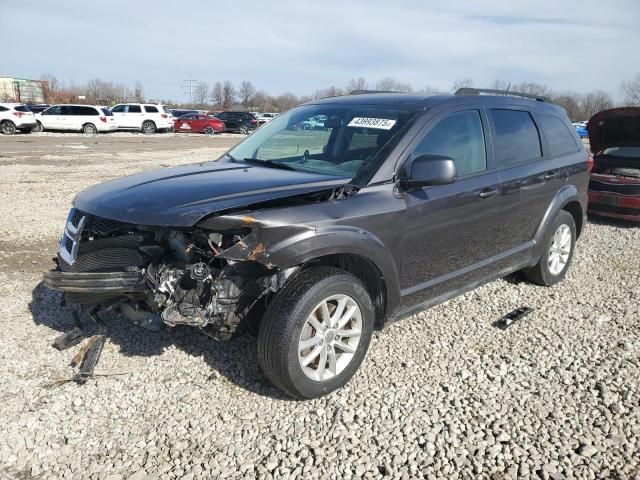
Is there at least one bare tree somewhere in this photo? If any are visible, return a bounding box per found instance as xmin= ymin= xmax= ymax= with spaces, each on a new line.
xmin=452 ymin=78 xmax=473 ymax=92
xmin=211 ymin=81 xmax=224 ymax=107
xmin=551 ymin=93 xmax=582 ymax=121
xmin=376 ymin=77 xmax=412 ymax=92
xmin=238 ymin=80 xmax=256 ymax=108
xmin=222 ymin=81 xmax=236 ymax=109
xmin=347 ymin=77 xmax=369 ymax=93
xmin=192 ymin=81 xmax=209 ymax=106
xmin=579 ymin=90 xmax=614 ymax=120
xmin=621 ymin=73 xmax=640 ymax=106
xmin=132 ymin=81 xmax=145 ymax=103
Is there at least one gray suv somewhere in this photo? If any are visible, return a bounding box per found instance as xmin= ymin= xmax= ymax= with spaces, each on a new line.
xmin=44 ymin=88 xmax=589 ymax=399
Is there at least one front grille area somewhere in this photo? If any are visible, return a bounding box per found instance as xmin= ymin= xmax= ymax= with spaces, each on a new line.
xmin=60 ymin=208 xmax=144 ymax=269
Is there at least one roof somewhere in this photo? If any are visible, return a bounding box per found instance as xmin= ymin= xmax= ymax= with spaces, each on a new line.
xmin=305 ymin=92 xmax=566 ymax=115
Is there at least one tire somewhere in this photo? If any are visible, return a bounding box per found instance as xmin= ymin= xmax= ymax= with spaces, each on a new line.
xmin=32 ymin=122 xmax=43 ymax=133
xmin=258 ymin=267 xmax=374 ymax=399
xmin=1 ymin=121 xmax=16 ymax=135
xmin=523 ymin=210 xmax=576 ymax=286
xmin=142 ymin=120 xmax=157 ymax=134
xmin=238 ymin=124 xmax=249 ymax=134
xmin=83 ymin=123 xmax=98 ymax=135
xmin=204 ymin=126 xmax=215 ymax=135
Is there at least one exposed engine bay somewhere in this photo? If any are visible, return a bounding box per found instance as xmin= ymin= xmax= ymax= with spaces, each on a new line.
xmin=45 ymin=209 xmax=298 ymax=340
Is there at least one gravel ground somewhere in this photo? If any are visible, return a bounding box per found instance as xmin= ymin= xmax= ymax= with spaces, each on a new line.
xmin=0 ymin=132 xmax=638 ymax=479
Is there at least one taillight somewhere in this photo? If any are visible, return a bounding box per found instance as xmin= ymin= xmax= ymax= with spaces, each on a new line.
xmin=250 ymin=119 xmax=257 ymax=125
xmin=99 ymin=116 xmax=107 ymax=123
xmin=161 ymin=113 xmax=168 ymax=118
xmin=587 ymin=154 xmax=594 ymax=173
xmin=13 ymin=111 xmax=24 ymax=118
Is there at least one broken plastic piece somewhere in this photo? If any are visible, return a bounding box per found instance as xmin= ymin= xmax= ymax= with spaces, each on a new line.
xmin=73 ymin=334 xmax=106 ymax=384
xmin=52 ymin=327 xmax=85 ymax=351
xmin=493 ymin=307 xmax=533 ymax=330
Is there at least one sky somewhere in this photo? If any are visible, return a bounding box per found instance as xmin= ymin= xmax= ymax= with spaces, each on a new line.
xmin=2 ymin=0 xmax=639 ymax=102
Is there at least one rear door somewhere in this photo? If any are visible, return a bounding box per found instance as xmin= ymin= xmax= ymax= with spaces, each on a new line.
xmin=111 ymin=104 xmax=127 ymax=128
xmin=124 ymin=104 xmax=143 ymax=128
xmin=398 ymin=106 xmax=503 ymax=309
xmin=59 ymin=106 xmax=78 ymax=130
xmin=488 ymin=108 xmax=566 ymax=255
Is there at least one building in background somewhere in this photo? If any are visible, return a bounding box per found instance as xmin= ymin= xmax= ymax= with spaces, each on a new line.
xmin=0 ymin=77 xmax=46 ymax=103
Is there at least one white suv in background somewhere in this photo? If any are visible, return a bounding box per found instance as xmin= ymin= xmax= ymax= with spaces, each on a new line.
xmin=110 ymin=103 xmax=173 ymax=133
xmin=34 ymin=105 xmax=117 ymax=134
xmin=257 ymin=112 xmax=278 ymax=125
xmin=0 ymin=103 xmax=37 ymax=134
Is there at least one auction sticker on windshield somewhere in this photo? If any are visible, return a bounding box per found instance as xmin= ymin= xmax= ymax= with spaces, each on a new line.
xmin=347 ymin=117 xmax=397 ymax=130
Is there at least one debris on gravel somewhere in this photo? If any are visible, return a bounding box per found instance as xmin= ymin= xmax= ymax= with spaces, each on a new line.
xmin=0 ymin=133 xmax=638 ymax=479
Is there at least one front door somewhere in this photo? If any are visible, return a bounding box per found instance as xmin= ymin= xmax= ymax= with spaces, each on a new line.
xmin=398 ymin=107 xmax=503 ymax=310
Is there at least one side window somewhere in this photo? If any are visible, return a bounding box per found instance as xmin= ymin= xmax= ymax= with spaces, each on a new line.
xmin=144 ymin=105 xmax=158 ymax=113
xmin=43 ymin=106 xmax=60 ymax=115
xmin=111 ymin=105 xmax=125 ymax=113
xmin=79 ymin=106 xmax=98 ymax=116
xmin=0 ymin=106 xmax=8 ymax=112
xmin=127 ymin=105 xmax=141 ymax=113
xmin=181 ymin=114 xmax=196 ymax=120
xmin=60 ymin=106 xmax=74 ymax=116
xmin=537 ymin=114 xmax=579 ymax=156
xmin=413 ymin=110 xmax=487 ymax=176
xmin=490 ymin=109 xmax=542 ymax=166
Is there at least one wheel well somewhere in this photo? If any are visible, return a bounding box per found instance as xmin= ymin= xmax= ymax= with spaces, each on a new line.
xmin=303 ymin=253 xmax=387 ymax=328
xmin=563 ymin=201 xmax=584 ymax=237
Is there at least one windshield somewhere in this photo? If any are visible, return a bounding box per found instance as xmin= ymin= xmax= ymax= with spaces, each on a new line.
xmin=226 ymin=103 xmax=420 ymax=183
xmin=602 ymin=146 xmax=640 ymax=158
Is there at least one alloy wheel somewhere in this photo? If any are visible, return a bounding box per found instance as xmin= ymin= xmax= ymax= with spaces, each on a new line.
xmin=548 ymin=224 xmax=571 ymax=275
xmin=298 ymin=294 xmax=362 ymax=382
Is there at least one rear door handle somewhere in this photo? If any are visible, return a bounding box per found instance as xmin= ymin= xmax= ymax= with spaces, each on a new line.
xmin=479 ymin=188 xmax=500 ymax=198
xmin=544 ymin=171 xmax=558 ymax=180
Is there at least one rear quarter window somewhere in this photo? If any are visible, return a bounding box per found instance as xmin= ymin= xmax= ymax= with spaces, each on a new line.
xmin=144 ymin=105 xmax=159 ymax=113
xmin=490 ymin=109 xmax=542 ymax=166
xmin=0 ymin=106 xmax=8 ymax=112
xmin=537 ymin=114 xmax=579 ymax=156
xmin=101 ymin=108 xmax=113 ymax=116
xmin=14 ymin=105 xmax=30 ymax=112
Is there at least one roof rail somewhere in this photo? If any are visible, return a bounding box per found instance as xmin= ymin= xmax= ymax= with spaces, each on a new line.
xmin=455 ymin=87 xmax=548 ymax=102
xmin=348 ymin=90 xmax=402 ymax=95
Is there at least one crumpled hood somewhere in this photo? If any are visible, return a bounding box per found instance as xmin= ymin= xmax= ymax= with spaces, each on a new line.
xmin=73 ymin=160 xmax=350 ymax=226
xmin=587 ymin=107 xmax=640 ymax=153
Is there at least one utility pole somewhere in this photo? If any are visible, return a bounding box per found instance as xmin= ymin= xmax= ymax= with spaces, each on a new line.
xmin=181 ymin=73 xmax=197 ymax=106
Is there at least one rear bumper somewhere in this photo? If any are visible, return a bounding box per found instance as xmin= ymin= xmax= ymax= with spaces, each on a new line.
xmin=587 ymin=191 xmax=640 ymax=222
xmin=43 ymin=270 xmax=149 ymax=293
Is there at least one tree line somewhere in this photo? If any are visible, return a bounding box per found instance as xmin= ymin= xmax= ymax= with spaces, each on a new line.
xmin=38 ymin=72 xmax=640 ymax=121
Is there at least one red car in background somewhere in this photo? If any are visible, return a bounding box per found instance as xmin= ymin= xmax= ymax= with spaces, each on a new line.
xmin=587 ymin=107 xmax=640 ymax=222
xmin=174 ymin=113 xmax=225 ymax=134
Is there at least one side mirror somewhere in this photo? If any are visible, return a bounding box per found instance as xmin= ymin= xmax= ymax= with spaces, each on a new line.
xmin=400 ymin=154 xmax=457 ymax=189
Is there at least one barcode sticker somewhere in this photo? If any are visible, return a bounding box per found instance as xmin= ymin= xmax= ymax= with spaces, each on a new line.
xmin=347 ymin=117 xmax=397 ymax=130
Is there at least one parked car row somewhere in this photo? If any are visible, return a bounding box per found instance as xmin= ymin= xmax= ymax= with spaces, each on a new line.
xmin=0 ymin=102 xmax=269 ymax=135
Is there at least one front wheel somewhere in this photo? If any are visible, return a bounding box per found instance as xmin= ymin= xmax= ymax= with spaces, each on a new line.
xmin=523 ymin=210 xmax=576 ymax=286
xmin=32 ymin=122 xmax=43 ymax=133
xmin=204 ymin=126 xmax=215 ymax=135
xmin=258 ymin=267 xmax=374 ymax=399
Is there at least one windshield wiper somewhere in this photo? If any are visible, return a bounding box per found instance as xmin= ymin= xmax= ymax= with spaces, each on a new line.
xmin=242 ymin=158 xmax=297 ymax=171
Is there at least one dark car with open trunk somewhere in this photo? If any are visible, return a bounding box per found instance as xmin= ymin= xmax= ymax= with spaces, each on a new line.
xmin=586 ymin=107 xmax=640 ymax=221
xmin=43 ymin=89 xmax=589 ymax=399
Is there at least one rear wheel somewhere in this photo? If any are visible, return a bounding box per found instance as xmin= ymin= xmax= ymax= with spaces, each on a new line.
xmin=523 ymin=210 xmax=576 ymax=286
xmin=1 ymin=121 xmax=16 ymax=135
xmin=258 ymin=267 xmax=374 ymax=399
xmin=32 ymin=122 xmax=43 ymax=133
xmin=204 ymin=126 xmax=215 ymax=135
xmin=238 ymin=124 xmax=249 ymax=134
xmin=142 ymin=120 xmax=157 ymax=134
xmin=83 ymin=123 xmax=98 ymax=134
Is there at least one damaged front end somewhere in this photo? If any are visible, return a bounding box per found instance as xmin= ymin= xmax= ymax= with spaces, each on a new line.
xmin=43 ymin=208 xmax=298 ymax=340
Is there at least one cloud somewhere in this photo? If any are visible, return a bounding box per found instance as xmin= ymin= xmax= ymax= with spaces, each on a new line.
xmin=1 ymin=0 xmax=638 ymax=101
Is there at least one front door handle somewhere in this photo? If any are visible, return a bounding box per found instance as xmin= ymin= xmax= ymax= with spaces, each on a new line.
xmin=544 ymin=171 xmax=558 ymax=180
xmin=479 ymin=188 xmax=500 ymax=198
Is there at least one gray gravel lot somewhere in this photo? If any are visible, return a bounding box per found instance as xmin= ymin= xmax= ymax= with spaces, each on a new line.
xmin=0 ymin=132 xmax=638 ymax=479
